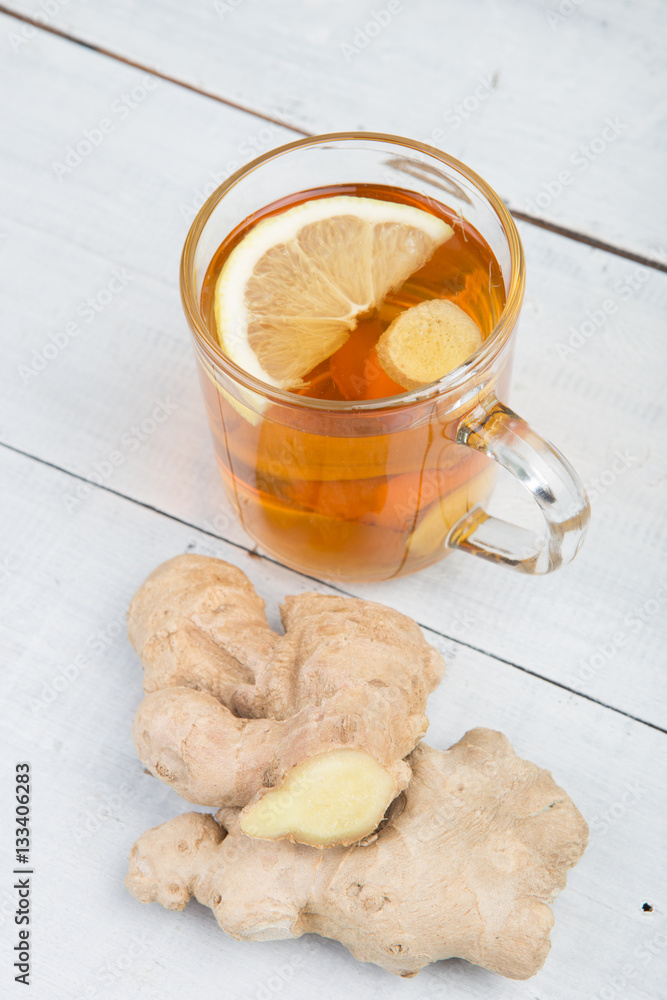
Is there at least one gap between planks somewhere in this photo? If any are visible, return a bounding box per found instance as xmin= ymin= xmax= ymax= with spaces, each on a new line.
xmin=3 ymin=3 xmax=667 ymax=277
xmin=4 ymin=438 xmax=666 ymax=739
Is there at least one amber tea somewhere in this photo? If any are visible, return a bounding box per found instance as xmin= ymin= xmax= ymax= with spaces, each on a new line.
xmin=195 ymin=183 xmax=508 ymax=581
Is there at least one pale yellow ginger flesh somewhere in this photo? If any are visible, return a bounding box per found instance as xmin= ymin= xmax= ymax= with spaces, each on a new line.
xmin=126 ymin=730 xmax=589 ymax=980
xmin=407 ymin=485 xmax=469 ymax=559
xmin=239 ymin=749 xmax=396 ymax=846
xmin=127 ymin=554 xmax=444 ymax=847
xmin=407 ymin=467 xmax=496 ymax=559
xmin=376 ymin=297 xmax=483 ymax=390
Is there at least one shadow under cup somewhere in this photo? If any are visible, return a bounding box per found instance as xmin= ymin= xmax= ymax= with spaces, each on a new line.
xmin=180 ymin=133 xmax=590 ymax=583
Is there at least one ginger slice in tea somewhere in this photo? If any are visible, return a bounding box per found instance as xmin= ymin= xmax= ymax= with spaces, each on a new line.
xmin=376 ymin=298 xmax=482 ymax=390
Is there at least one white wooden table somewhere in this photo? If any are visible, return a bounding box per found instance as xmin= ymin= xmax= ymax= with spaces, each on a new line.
xmin=2 ymin=2 xmax=666 ymax=997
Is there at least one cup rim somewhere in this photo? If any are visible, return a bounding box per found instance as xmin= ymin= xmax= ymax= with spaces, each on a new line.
xmin=180 ymin=131 xmax=525 ymax=412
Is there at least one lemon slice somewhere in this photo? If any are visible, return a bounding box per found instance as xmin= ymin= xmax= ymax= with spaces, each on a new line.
xmin=214 ymin=196 xmax=453 ymax=389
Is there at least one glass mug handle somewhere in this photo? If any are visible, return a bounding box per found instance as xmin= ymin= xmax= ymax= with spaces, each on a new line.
xmin=448 ymin=395 xmax=590 ymax=574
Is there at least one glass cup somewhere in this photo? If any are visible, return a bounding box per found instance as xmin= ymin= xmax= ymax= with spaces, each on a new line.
xmin=180 ymin=133 xmax=590 ymax=583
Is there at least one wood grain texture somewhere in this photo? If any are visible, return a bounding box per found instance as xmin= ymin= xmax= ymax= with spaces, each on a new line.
xmin=1 ymin=17 xmax=665 ymax=724
xmin=1 ymin=444 xmax=665 ymax=1000
xmin=1 ymin=16 xmax=665 ymax=999
xmin=2 ymin=0 xmax=666 ymax=261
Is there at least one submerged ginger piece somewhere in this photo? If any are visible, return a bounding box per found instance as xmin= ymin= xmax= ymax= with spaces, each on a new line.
xmin=126 ymin=729 xmax=588 ymax=980
xmin=128 ymin=554 xmax=443 ymax=847
xmin=376 ymin=298 xmax=482 ymax=390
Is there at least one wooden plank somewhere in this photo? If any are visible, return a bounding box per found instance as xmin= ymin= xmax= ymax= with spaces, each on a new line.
xmin=1 ymin=17 xmax=665 ymax=725
xmin=353 ymin=219 xmax=667 ymax=728
xmin=2 ymin=1 xmax=667 ymax=262
xmin=1 ymin=444 xmax=665 ymax=1000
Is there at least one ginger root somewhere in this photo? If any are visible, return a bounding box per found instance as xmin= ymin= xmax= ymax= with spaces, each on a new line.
xmin=126 ymin=729 xmax=588 ymax=980
xmin=128 ymin=555 xmax=444 ymax=847
xmin=376 ymin=298 xmax=482 ymax=389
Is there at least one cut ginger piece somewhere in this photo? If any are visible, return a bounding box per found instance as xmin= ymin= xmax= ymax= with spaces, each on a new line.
xmin=127 ymin=555 xmax=445 ymax=848
xmin=376 ymin=298 xmax=483 ymax=390
xmin=407 ymin=480 xmax=476 ymax=560
xmin=239 ymin=749 xmax=396 ymax=847
xmin=407 ymin=467 xmax=496 ymax=559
